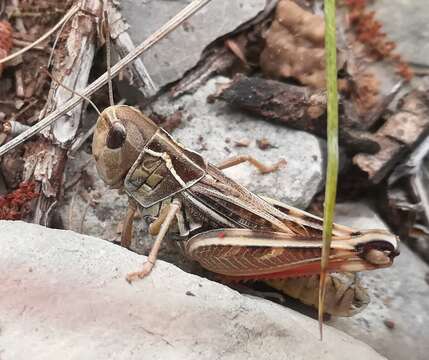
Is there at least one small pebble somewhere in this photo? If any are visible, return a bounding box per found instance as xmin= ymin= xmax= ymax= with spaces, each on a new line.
xmin=383 ymin=319 xmax=395 ymax=330
xmin=234 ymin=138 xmax=251 ymax=147
xmin=256 ymin=138 xmax=273 ymax=150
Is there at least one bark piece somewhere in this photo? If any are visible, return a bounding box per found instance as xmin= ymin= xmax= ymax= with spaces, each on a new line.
xmin=260 ymin=0 xmax=325 ymax=88
xmin=354 ymin=91 xmax=429 ymax=183
xmin=219 ymin=75 xmax=327 ymax=131
xmin=23 ymin=1 xmax=102 ymax=225
xmin=385 ymin=136 xmax=429 ymax=263
xmin=218 ymin=75 xmax=379 ymax=151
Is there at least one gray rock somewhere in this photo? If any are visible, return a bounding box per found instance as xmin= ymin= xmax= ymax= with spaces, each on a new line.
xmin=330 ymin=202 xmax=429 ymax=360
xmin=0 ymin=220 xmax=386 ymax=360
xmin=153 ymin=76 xmax=326 ymax=208
xmin=61 ymin=150 xmax=129 ymax=243
xmin=120 ymin=0 xmax=266 ymax=88
xmin=372 ymin=0 xmax=429 ymax=66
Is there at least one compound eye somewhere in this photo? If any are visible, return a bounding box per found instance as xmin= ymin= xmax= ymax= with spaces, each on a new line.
xmin=106 ymin=122 xmax=126 ymax=149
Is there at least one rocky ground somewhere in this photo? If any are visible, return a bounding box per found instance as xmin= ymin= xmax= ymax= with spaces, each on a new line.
xmin=1 ymin=203 xmax=428 ymax=359
xmin=0 ymin=220 xmax=387 ymax=360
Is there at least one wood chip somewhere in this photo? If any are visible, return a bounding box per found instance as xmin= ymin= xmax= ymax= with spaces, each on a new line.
xmin=256 ymin=138 xmax=273 ymax=150
xmin=234 ymin=138 xmax=251 ymax=147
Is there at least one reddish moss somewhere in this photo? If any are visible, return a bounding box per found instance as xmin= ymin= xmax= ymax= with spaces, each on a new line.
xmin=344 ymin=0 xmax=413 ymax=81
xmin=0 ymin=182 xmax=39 ymax=220
xmin=0 ymin=20 xmax=13 ymax=76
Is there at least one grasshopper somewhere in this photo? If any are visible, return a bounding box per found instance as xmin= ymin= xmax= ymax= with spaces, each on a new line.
xmin=4 ymin=0 xmax=395 ymax=317
xmin=91 ymin=104 xmax=399 ymax=316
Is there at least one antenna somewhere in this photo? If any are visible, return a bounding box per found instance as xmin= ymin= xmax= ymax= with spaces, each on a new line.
xmin=42 ymin=68 xmax=101 ymax=116
xmin=103 ymin=9 xmax=115 ymax=108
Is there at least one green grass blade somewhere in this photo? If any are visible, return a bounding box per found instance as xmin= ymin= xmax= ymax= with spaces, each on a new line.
xmin=319 ymin=0 xmax=340 ymax=339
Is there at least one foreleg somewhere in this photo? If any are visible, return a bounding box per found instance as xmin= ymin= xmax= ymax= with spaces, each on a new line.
xmin=120 ymin=199 xmax=138 ymax=248
xmin=126 ymin=199 xmax=181 ymax=283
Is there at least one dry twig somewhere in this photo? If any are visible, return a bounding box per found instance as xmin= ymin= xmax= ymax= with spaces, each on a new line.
xmin=0 ymin=4 xmax=80 ymax=65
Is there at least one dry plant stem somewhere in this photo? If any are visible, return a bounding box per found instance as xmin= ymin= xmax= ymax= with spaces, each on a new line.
xmin=30 ymin=0 xmax=102 ymax=225
xmin=0 ymin=4 xmax=80 ymax=65
xmin=12 ymin=39 xmax=46 ymax=51
xmin=8 ymin=100 xmax=38 ymax=123
xmin=0 ymin=0 xmax=212 ymax=157
xmin=319 ymin=0 xmax=339 ymax=339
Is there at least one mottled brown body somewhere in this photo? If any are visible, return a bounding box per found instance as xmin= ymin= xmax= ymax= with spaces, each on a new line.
xmin=92 ymin=105 xmax=399 ymax=316
xmin=265 ymin=273 xmax=369 ymax=317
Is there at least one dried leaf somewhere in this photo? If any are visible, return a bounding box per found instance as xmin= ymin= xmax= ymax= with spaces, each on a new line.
xmin=260 ymin=0 xmax=326 ymax=88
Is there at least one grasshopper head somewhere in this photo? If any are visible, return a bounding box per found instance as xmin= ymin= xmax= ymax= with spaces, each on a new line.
xmin=92 ymin=105 xmax=158 ymax=187
xmin=336 ymin=229 xmax=400 ymax=273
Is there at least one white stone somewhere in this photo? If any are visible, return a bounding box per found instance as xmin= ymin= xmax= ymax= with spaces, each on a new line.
xmin=0 ymin=220 xmax=385 ymax=360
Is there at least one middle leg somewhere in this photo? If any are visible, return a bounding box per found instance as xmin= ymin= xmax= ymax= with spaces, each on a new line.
xmin=216 ymin=155 xmax=286 ymax=174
